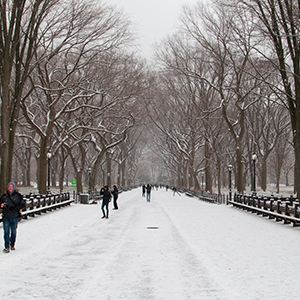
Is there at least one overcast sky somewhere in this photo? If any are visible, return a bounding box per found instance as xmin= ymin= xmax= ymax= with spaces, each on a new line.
xmin=105 ymin=0 xmax=204 ymax=59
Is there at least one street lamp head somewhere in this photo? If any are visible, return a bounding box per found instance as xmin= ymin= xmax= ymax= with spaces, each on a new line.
xmin=108 ymin=173 xmax=110 ymax=177
xmin=252 ymin=153 xmax=257 ymax=161
xmin=228 ymin=164 xmax=233 ymax=172
xmin=88 ymin=168 xmax=92 ymax=174
xmin=46 ymin=152 xmax=52 ymax=159
xmin=201 ymin=172 xmax=204 ymax=177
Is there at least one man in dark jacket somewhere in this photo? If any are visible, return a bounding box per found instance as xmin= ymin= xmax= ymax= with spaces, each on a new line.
xmin=146 ymin=183 xmax=151 ymax=202
xmin=100 ymin=186 xmax=111 ymax=219
xmin=0 ymin=182 xmax=26 ymax=253
xmin=112 ymin=185 xmax=119 ymax=210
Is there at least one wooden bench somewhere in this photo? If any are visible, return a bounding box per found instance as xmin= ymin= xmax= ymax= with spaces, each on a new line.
xmin=198 ymin=195 xmax=217 ymax=204
xmin=21 ymin=199 xmax=74 ymax=219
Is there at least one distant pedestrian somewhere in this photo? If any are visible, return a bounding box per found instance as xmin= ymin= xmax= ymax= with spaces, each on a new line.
xmin=172 ymin=186 xmax=181 ymax=196
xmin=112 ymin=185 xmax=119 ymax=210
xmin=146 ymin=183 xmax=151 ymax=202
xmin=0 ymin=182 xmax=25 ymax=253
xmin=100 ymin=186 xmax=111 ymax=219
xmin=142 ymin=183 xmax=146 ymax=197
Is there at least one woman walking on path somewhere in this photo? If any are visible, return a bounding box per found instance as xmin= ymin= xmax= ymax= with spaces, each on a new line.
xmin=142 ymin=183 xmax=146 ymax=197
xmin=146 ymin=183 xmax=151 ymax=202
xmin=0 ymin=182 xmax=25 ymax=253
xmin=112 ymin=185 xmax=119 ymax=210
xmin=100 ymin=186 xmax=111 ymax=219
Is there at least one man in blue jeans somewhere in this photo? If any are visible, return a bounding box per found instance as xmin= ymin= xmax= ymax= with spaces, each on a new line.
xmin=0 ymin=182 xmax=25 ymax=253
xmin=146 ymin=183 xmax=151 ymax=202
xmin=100 ymin=185 xmax=111 ymax=219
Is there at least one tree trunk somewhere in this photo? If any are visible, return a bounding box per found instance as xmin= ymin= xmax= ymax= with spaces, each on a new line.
xmin=121 ymin=161 xmax=126 ymax=187
xmin=276 ymin=169 xmax=281 ymax=194
xmin=293 ymin=133 xmax=300 ymax=195
xmin=261 ymin=157 xmax=267 ymax=192
xmin=37 ymin=154 xmax=47 ymax=194
xmin=217 ymin=158 xmax=221 ymax=195
xmin=204 ymin=141 xmax=212 ymax=193
xmin=76 ymin=170 xmax=83 ymax=194
xmin=236 ymin=146 xmax=244 ymax=193
xmin=37 ymin=137 xmax=49 ymax=194
xmin=59 ymin=153 xmax=67 ymax=193
xmin=107 ymin=152 xmax=112 ymax=188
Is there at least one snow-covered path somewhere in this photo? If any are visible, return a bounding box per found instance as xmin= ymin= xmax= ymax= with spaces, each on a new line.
xmin=1 ymin=188 xmax=300 ymax=300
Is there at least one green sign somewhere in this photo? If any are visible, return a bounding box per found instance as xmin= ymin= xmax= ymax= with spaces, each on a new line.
xmin=72 ymin=179 xmax=77 ymax=185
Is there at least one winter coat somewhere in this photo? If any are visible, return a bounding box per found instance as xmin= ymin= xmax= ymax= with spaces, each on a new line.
xmin=100 ymin=187 xmax=111 ymax=204
xmin=146 ymin=184 xmax=151 ymax=194
xmin=112 ymin=186 xmax=118 ymax=200
xmin=0 ymin=185 xmax=25 ymax=219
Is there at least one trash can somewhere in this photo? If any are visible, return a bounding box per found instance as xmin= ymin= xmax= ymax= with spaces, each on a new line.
xmin=80 ymin=194 xmax=89 ymax=204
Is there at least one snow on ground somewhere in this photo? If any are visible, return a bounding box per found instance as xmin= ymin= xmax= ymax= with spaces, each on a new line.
xmin=0 ymin=188 xmax=300 ymax=300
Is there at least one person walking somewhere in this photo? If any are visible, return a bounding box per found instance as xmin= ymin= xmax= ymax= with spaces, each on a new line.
xmin=142 ymin=183 xmax=146 ymax=197
xmin=100 ymin=186 xmax=111 ymax=219
xmin=112 ymin=185 xmax=119 ymax=210
xmin=0 ymin=182 xmax=26 ymax=253
xmin=172 ymin=186 xmax=181 ymax=196
xmin=146 ymin=183 xmax=151 ymax=202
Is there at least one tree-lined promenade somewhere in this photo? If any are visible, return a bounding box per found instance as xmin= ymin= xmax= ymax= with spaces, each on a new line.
xmin=0 ymin=0 xmax=298 ymax=196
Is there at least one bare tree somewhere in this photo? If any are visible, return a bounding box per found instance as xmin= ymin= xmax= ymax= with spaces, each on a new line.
xmin=179 ymin=2 xmax=267 ymax=193
xmin=0 ymin=0 xmax=64 ymax=193
xmin=238 ymin=0 xmax=300 ymax=194
xmin=19 ymin=1 xmax=133 ymax=193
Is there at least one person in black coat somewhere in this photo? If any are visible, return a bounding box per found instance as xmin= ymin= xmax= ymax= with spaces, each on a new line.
xmin=146 ymin=183 xmax=151 ymax=202
xmin=142 ymin=183 xmax=146 ymax=197
xmin=0 ymin=182 xmax=26 ymax=253
xmin=112 ymin=185 xmax=119 ymax=210
xmin=100 ymin=186 xmax=111 ymax=219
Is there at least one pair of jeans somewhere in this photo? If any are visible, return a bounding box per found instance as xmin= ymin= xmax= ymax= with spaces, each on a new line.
xmin=146 ymin=193 xmax=151 ymax=202
xmin=3 ymin=217 xmax=19 ymax=249
xmin=101 ymin=202 xmax=109 ymax=217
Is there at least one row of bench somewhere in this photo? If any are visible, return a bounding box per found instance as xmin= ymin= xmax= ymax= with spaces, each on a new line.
xmin=228 ymin=193 xmax=300 ymax=227
xmin=181 ymin=188 xmax=223 ymax=204
xmin=0 ymin=192 xmax=72 ymax=223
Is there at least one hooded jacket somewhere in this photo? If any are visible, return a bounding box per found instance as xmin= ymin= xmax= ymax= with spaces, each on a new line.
xmin=100 ymin=186 xmax=111 ymax=204
xmin=0 ymin=182 xmax=26 ymax=219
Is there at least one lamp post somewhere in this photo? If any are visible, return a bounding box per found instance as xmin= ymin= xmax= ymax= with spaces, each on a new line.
xmin=228 ymin=165 xmax=233 ymax=201
xmin=88 ymin=167 xmax=92 ymax=195
xmin=188 ymin=174 xmax=190 ymax=189
xmin=181 ymin=176 xmax=183 ymax=188
xmin=252 ymin=153 xmax=257 ymax=195
xmin=201 ymin=172 xmax=204 ymax=194
xmin=46 ymin=151 xmax=52 ymax=195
